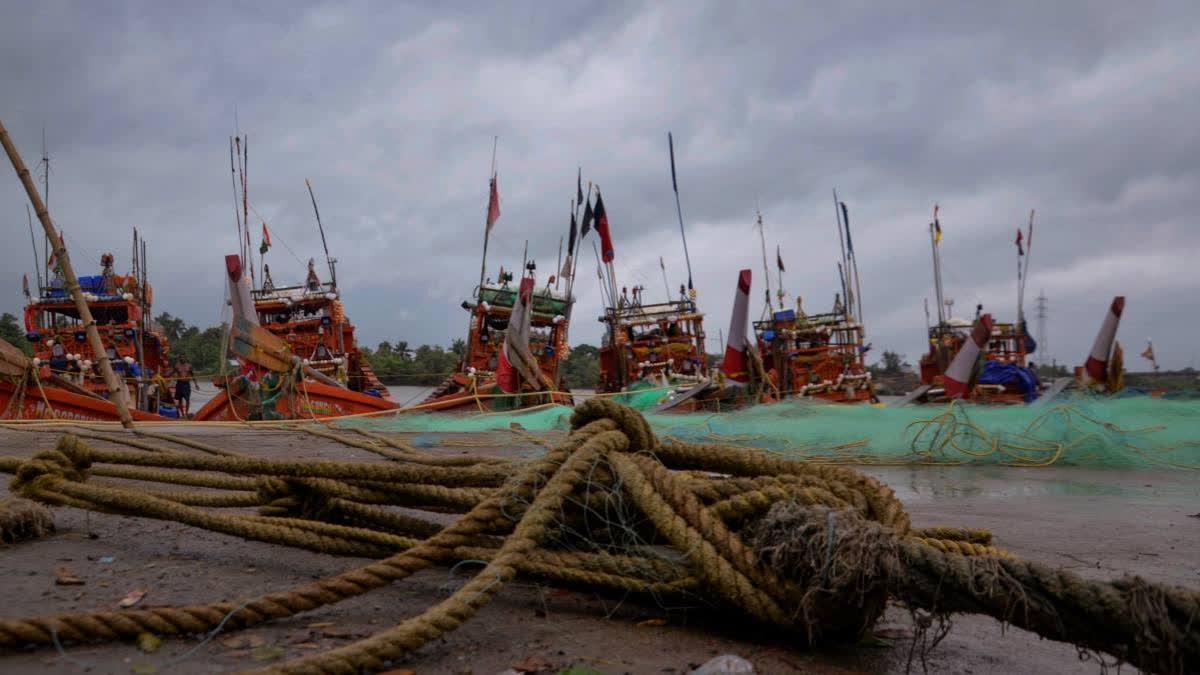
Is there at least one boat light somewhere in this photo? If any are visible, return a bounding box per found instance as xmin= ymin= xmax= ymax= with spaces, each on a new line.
xmin=122 ymin=292 xmax=134 ymax=300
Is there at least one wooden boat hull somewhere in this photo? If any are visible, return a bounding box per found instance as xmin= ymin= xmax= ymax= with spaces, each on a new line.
xmin=0 ymin=380 xmax=169 ymax=422
xmin=192 ymin=378 xmax=398 ymax=421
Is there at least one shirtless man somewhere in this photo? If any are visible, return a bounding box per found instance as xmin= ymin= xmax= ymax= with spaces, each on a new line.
xmin=171 ymin=355 xmax=198 ymax=418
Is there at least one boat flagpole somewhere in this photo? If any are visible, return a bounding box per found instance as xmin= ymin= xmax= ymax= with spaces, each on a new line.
xmin=1 ymin=116 xmax=135 ymax=427
xmin=776 ymin=245 xmax=784 ymax=310
xmin=478 ymin=136 xmax=499 ymax=296
xmin=668 ymin=132 xmax=694 ymax=294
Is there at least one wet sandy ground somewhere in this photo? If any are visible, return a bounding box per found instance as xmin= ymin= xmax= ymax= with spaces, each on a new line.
xmin=0 ymin=424 xmax=1197 ymax=674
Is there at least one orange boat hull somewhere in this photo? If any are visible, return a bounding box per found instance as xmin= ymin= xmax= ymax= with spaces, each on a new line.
xmin=0 ymin=381 xmax=169 ymax=422
xmin=192 ymin=378 xmax=398 ymax=421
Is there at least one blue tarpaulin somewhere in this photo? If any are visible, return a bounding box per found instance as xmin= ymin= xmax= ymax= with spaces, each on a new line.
xmin=978 ymin=360 xmax=1040 ymax=402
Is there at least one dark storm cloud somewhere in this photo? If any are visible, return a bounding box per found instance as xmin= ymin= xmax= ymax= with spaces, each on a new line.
xmin=2 ymin=0 xmax=1197 ymax=368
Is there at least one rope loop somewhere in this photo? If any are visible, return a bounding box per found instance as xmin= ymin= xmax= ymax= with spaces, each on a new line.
xmin=569 ymin=398 xmax=658 ymax=452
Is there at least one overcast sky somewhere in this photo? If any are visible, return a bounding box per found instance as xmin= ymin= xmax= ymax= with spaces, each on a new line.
xmin=3 ymin=1 xmax=1197 ymax=369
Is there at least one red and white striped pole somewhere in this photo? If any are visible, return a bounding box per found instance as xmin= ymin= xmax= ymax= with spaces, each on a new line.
xmin=1084 ymin=296 xmax=1125 ymax=384
xmin=720 ymin=269 xmax=752 ymax=383
xmin=943 ymin=313 xmax=993 ymax=399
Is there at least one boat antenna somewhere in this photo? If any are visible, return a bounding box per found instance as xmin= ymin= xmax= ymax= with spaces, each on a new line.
xmin=305 ymin=178 xmax=337 ymax=290
xmin=667 ymin=132 xmax=694 ymax=293
xmin=27 ymin=204 xmax=42 ymax=289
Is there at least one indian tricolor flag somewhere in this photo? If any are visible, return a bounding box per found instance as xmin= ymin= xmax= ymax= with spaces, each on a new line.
xmin=259 ymin=223 xmax=272 ymax=255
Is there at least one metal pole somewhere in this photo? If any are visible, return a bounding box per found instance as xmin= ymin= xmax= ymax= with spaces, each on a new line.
xmin=1 ymin=117 xmax=134 ymax=426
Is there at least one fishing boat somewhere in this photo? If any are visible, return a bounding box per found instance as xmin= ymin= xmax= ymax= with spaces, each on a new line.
xmin=420 ymin=263 xmax=574 ymax=412
xmin=755 ymin=302 xmax=875 ymax=403
xmin=192 ymin=140 xmax=396 ymax=420
xmin=419 ymin=152 xmax=576 ymax=412
xmin=909 ymin=208 xmax=1042 ymax=405
xmin=9 ymin=233 xmax=177 ymax=419
xmin=596 ymin=284 xmax=709 ymax=396
xmin=751 ymin=203 xmax=876 ymax=404
xmin=193 ymin=255 xmax=399 ymax=421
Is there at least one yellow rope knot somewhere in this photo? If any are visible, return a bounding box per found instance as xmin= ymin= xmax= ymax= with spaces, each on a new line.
xmin=569 ymin=398 xmax=658 ymax=451
xmin=10 ymin=434 xmax=93 ymax=500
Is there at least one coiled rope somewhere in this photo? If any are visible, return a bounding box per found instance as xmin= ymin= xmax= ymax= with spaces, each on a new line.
xmin=0 ymin=398 xmax=1196 ymax=675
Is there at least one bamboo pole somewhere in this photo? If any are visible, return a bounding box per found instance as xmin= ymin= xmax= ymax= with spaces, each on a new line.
xmin=0 ymin=117 xmax=135 ymax=427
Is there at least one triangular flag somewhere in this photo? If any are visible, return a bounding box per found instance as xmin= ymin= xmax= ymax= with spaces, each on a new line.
xmin=933 ymin=205 xmax=942 ymax=244
xmin=1015 ymin=228 xmax=1024 ymax=256
xmin=776 ymin=245 xmax=785 ymax=272
xmin=259 ymin=222 xmax=272 ymax=255
xmin=581 ymin=197 xmax=594 ymax=239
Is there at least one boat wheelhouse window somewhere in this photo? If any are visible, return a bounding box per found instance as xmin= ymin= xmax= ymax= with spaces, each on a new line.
xmin=487 ymin=316 xmax=509 ymax=330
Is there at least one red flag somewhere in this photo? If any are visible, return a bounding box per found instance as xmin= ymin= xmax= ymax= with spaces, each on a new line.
xmin=594 ymin=190 xmax=613 ymax=263
xmin=486 ymin=174 xmax=501 ymax=232
xmin=1015 ymin=228 xmax=1024 ymax=256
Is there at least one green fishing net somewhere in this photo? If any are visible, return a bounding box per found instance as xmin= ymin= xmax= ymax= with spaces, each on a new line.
xmin=331 ymin=392 xmax=1200 ymax=469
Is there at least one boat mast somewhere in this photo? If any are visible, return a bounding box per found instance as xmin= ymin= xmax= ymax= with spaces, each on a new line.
xmin=755 ymin=209 xmax=772 ymax=319
xmin=305 ymin=179 xmax=337 ymax=290
xmin=930 ymin=205 xmax=946 ymax=325
xmin=27 ymin=205 xmax=41 ymax=289
xmin=230 ymin=137 xmax=244 ymax=271
xmin=1017 ymin=209 xmax=1034 ymax=333
xmin=1 ymin=117 xmax=134 ymax=427
xmin=667 ymin=132 xmax=695 ymax=295
xmin=832 ymin=189 xmax=850 ymax=320
xmin=132 ymin=229 xmax=146 ymax=410
xmin=477 ymin=136 xmax=499 ymax=298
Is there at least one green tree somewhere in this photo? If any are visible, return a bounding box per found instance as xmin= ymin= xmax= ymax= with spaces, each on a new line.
xmin=561 ymin=343 xmax=599 ymax=389
xmin=0 ymin=313 xmax=32 ymax=357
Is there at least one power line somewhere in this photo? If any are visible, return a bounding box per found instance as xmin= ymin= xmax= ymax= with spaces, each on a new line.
xmin=1035 ymin=289 xmax=1049 ymax=363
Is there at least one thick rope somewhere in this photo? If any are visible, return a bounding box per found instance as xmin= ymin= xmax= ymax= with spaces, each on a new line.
xmin=0 ymin=399 xmax=1195 ymax=675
